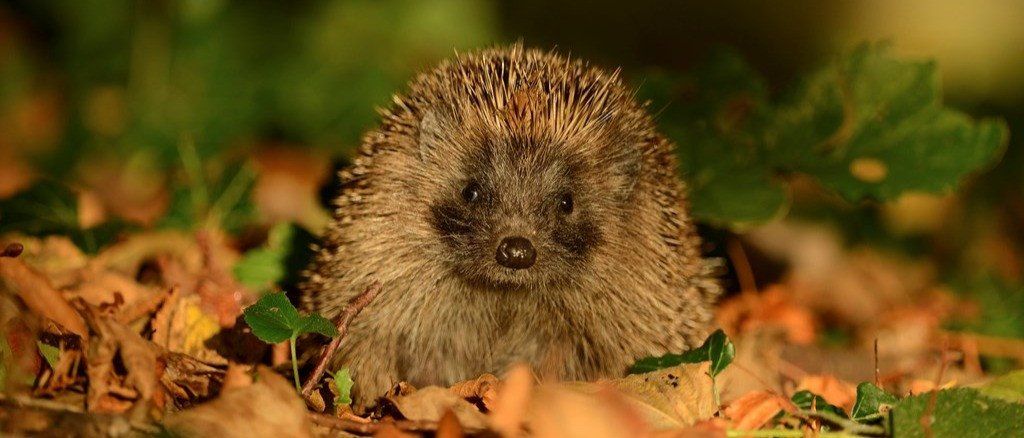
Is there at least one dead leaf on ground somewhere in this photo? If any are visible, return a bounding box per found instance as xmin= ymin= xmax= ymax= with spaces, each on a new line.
xmin=723 ymin=390 xmax=792 ymax=430
xmin=600 ymin=362 xmax=716 ymax=428
xmin=796 ymin=374 xmax=857 ymax=412
xmin=388 ymin=386 xmax=488 ymax=431
xmin=489 ymin=363 xmax=534 ymax=437
xmin=717 ymin=284 xmax=818 ymax=345
xmin=78 ymin=302 xmax=162 ymax=412
xmin=163 ymin=366 xmax=314 ymax=438
xmin=449 ymin=372 xmax=501 ymax=411
xmin=1 ymin=256 xmax=89 ymax=340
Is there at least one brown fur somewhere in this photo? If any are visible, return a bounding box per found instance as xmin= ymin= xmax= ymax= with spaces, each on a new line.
xmin=302 ymin=45 xmax=720 ymax=404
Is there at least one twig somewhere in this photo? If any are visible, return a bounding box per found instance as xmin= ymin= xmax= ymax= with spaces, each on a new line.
xmin=796 ymin=409 xmax=886 ymax=436
xmin=921 ymin=347 xmax=950 ymax=438
xmin=308 ymin=412 xmax=442 ymax=435
xmin=873 ymin=338 xmax=880 ymax=387
xmin=300 ymin=281 xmax=382 ymax=397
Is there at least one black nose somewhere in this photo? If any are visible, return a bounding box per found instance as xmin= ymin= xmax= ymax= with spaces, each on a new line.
xmin=496 ymin=236 xmax=536 ymax=269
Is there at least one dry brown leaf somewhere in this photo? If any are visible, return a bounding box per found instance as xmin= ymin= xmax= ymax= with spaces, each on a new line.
xmin=79 ymin=302 xmax=161 ymax=412
xmin=436 ymin=409 xmax=465 ymax=438
xmin=449 ymin=372 xmax=501 ymax=410
xmin=389 ymin=386 xmax=488 ymax=431
xmin=163 ymin=366 xmax=314 ymax=438
xmin=716 ymin=285 xmax=818 ymax=345
xmin=796 ymin=375 xmax=857 ymax=412
xmin=600 ymin=362 xmax=715 ymax=428
xmin=723 ymin=391 xmax=792 ymax=431
xmin=489 ymin=364 xmax=534 ymax=437
xmin=527 ymin=383 xmax=651 ymax=438
xmin=0 ymin=257 xmax=88 ymax=340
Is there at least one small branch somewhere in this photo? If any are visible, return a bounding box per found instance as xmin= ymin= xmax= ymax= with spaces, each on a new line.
xmin=796 ymin=409 xmax=886 ymax=436
xmin=308 ymin=412 xmax=440 ymax=435
xmin=301 ymin=281 xmax=382 ymax=397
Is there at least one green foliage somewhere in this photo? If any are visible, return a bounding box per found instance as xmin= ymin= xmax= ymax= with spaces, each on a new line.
xmin=242 ymin=292 xmax=338 ymax=344
xmin=850 ymin=382 xmax=897 ymax=422
xmin=233 ymin=223 xmax=317 ymax=293
xmin=628 ymin=329 xmax=735 ymax=376
xmin=243 ymin=292 xmax=338 ymax=391
xmin=159 ymin=141 xmax=257 ymax=234
xmin=891 ymin=388 xmax=1024 ymax=438
xmin=643 ymin=43 xmax=1008 ymax=228
xmin=979 ymin=370 xmax=1024 ymax=403
xmin=330 ymin=368 xmax=355 ymax=407
xmin=0 ymin=181 xmax=132 ymax=253
xmin=790 ymin=390 xmax=847 ymax=419
xmin=36 ymin=342 xmax=61 ymax=370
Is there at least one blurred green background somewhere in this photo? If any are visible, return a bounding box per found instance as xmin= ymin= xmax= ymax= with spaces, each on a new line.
xmin=1 ymin=1 xmax=1022 ymax=349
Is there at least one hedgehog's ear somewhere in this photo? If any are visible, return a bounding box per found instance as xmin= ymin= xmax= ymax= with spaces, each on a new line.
xmin=600 ymin=143 xmax=642 ymax=200
xmin=418 ymin=110 xmax=444 ymax=162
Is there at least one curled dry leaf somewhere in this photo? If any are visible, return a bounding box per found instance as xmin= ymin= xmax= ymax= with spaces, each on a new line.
xmin=723 ymin=390 xmax=793 ymax=431
xmin=527 ymin=383 xmax=652 ymax=438
xmin=78 ymin=302 xmax=161 ymax=412
xmin=389 ymin=386 xmax=489 ymax=431
xmin=449 ymin=373 xmax=501 ymax=411
xmin=489 ymin=364 xmax=534 ymax=437
xmin=163 ymin=366 xmax=314 ymax=438
xmin=0 ymin=257 xmax=88 ymax=340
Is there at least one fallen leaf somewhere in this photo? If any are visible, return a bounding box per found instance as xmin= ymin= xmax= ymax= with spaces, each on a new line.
xmin=0 ymin=257 xmax=88 ymax=340
xmin=489 ymin=364 xmax=534 ymax=437
xmin=796 ymin=374 xmax=857 ymax=412
xmin=389 ymin=386 xmax=489 ymax=431
xmin=436 ymin=409 xmax=465 ymax=438
xmin=449 ymin=372 xmax=501 ymax=411
xmin=603 ymin=362 xmax=716 ymax=428
xmin=163 ymin=366 xmax=314 ymax=438
xmin=723 ymin=391 xmax=792 ymax=430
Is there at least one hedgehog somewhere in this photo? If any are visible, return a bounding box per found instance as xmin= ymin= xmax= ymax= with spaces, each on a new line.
xmin=302 ymin=45 xmax=720 ymax=404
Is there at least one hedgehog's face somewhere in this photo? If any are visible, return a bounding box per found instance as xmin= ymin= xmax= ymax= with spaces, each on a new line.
xmin=420 ymin=113 xmax=641 ymax=290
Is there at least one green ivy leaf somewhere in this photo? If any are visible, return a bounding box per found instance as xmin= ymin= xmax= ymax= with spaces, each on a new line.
xmin=36 ymin=342 xmax=61 ymax=369
xmin=791 ymin=390 xmax=848 ymax=419
xmin=850 ymin=382 xmax=897 ymax=422
xmin=979 ymin=370 xmax=1024 ymax=404
xmin=242 ymin=292 xmax=338 ymax=344
xmin=628 ymin=329 xmax=734 ymax=376
xmin=330 ymin=368 xmax=355 ymax=406
xmin=891 ymin=388 xmax=1024 ymax=438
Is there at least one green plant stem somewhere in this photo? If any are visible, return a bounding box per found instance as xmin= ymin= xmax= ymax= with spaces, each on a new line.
xmin=290 ymin=334 xmax=300 ymax=391
xmin=726 ymin=429 xmax=865 ymax=438
xmin=712 ymin=374 xmax=721 ymax=408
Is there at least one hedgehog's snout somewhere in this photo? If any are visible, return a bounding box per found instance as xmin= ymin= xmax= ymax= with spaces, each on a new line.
xmin=495 ymin=236 xmax=536 ymax=269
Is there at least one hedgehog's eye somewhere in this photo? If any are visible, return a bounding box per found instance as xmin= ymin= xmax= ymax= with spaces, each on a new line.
xmin=559 ymin=193 xmax=574 ymax=214
xmin=461 ymin=181 xmax=481 ymax=203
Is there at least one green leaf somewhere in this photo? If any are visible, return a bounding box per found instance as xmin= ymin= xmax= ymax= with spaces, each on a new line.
xmin=242 ymin=292 xmax=302 ymax=343
xmin=628 ymin=329 xmax=734 ymax=376
xmin=791 ymin=390 xmax=848 ymax=419
xmin=644 ymin=43 xmax=1008 ymax=229
xmin=770 ymin=42 xmax=1008 ymax=202
xmin=979 ymin=370 xmax=1024 ymax=404
xmin=0 ymin=181 xmax=132 ymax=253
xmin=298 ymin=314 xmax=339 ymax=338
xmin=36 ymin=342 xmax=61 ymax=369
xmin=233 ymin=223 xmax=317 ymax=293
xmin=330 ymin=368 xmax=355 ymax=406
xmin=850 ymin=382 xmax=897 ymax=422
xmin=241 ymin=292 xmax=338 ymax=344
xmin=891 ymin=388 xmax=1024 ymax=438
